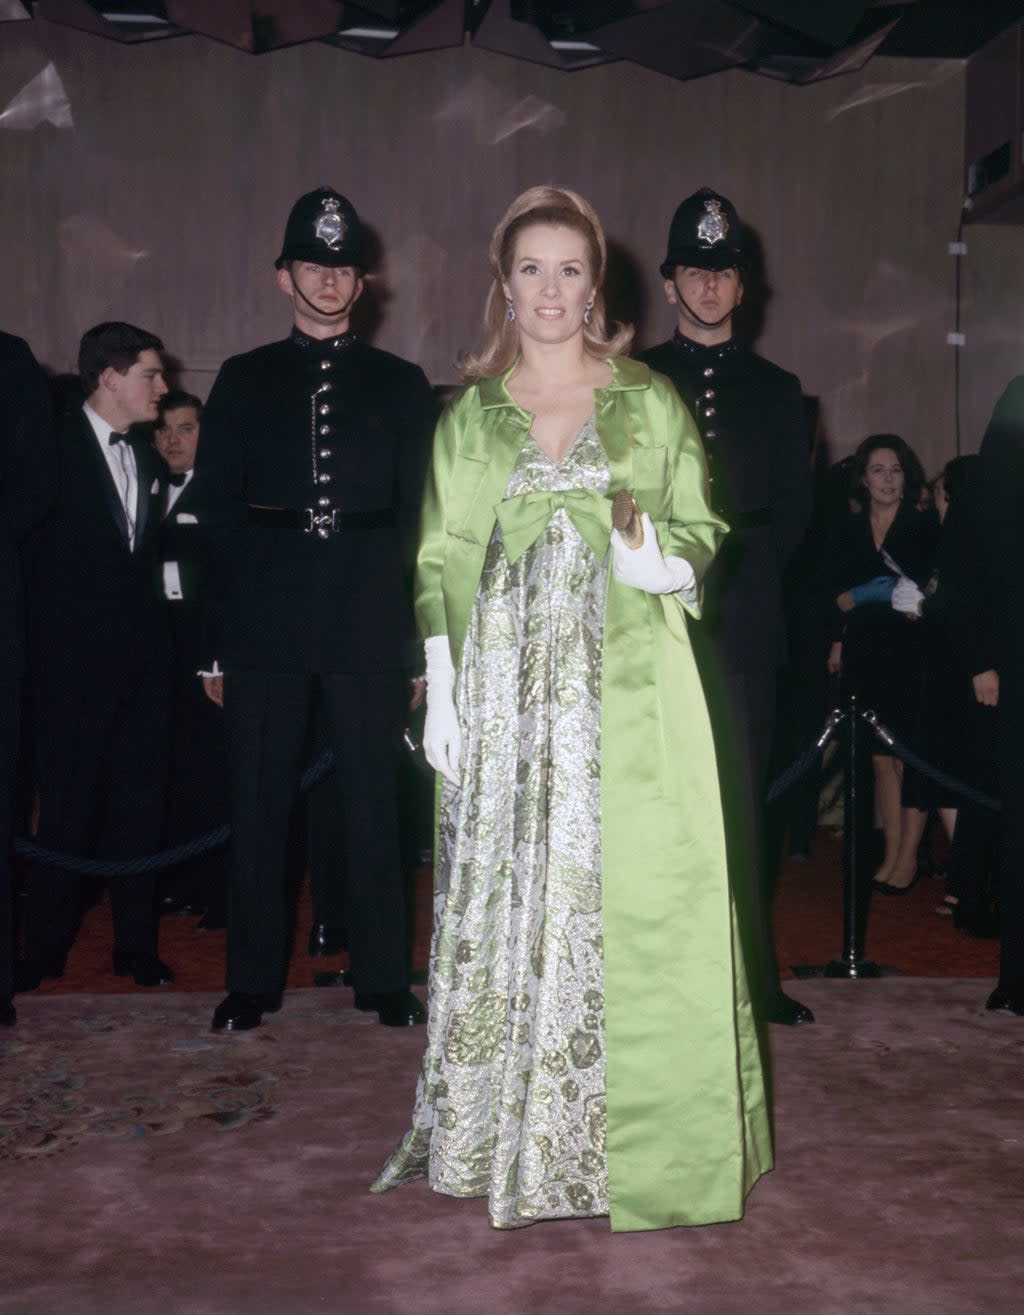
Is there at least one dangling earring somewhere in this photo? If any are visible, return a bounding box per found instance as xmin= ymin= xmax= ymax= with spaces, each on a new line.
xmin=506 ymin=297 xmax=516 ymax=323
xmin=584 ymin=301 xmax=594 ymax=325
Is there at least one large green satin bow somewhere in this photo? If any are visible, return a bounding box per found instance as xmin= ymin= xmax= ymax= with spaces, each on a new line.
xmin=494 ymin=488 xmax=613 ymax=564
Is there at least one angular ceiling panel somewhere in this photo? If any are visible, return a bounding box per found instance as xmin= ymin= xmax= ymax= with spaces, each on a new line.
xmin=475 ymin=0 xmax=615 ymax=71
xmin=167 ymin=0 xmax=344 ymax=53
xmin=593 ymin=0 xmax=763 ymax=82
xmin=22 ymin=0 xmax=1024 ymax=83
xmin=381 ymin=0 xmax=466 ymax=58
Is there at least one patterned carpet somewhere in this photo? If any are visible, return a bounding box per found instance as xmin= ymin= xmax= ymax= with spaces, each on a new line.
xmin=0 ymin=996 xmax=291 ymax=1163
xmin=3 ymin=980 xmax=1022 ymax=1315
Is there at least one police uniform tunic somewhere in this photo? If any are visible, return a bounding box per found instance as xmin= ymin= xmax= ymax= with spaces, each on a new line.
xmin=641 ymin=333 xmax=810 ymax=672
xmin=640 ymin=331 xmax=811 ymax=1016
xmin=196 ymin=327 xmax=436 ymax=997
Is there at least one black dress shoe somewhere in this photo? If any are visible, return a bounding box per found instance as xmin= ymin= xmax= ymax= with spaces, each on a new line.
xmin=211 ymin=991 xmax=282 ymax=1032
xmin=761 ymin=993 xmax=815 ymax=1026
xmin=308 ymin=923 xmax=347 ymax=957
xmin=160 ymin=895 xmax=204 ymax=916
xmin=314 ymin=969 xmax=351 ymax=988
xmin=0 ymin=993 xmax=15 ymax=1026
xmin=954 ymin=905 xmax=1000 ymax=938
xmin=985 ymin=985 xmax=1024 ymax=1016
xmin=112 ymin=951 xmax=175 ymax=987
xmin=354 ymin=987 xmax=426 ymax=1027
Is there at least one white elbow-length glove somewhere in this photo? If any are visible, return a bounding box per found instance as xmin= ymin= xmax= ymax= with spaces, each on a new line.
xmin=891 ymin=577 xmax=924 ymax=617
xmin=423 ymin=635 xmax=462 ymax=788
xmin=610 ymin=512 xmax=696 ymax=597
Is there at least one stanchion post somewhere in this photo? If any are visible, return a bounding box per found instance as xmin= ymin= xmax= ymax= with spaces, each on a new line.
xmin=825 ymin=691 xmax=881 ymax=978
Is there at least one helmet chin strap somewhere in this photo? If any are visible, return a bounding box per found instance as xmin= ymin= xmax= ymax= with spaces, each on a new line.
xmin=679 ymin=289 xmax=734 ymax=331
xmin=293 ymin=282 xmax=355 ymax=321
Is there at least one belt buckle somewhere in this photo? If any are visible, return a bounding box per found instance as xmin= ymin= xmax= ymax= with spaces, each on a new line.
xmin=304 ymin=507 xmax=338 ymax=540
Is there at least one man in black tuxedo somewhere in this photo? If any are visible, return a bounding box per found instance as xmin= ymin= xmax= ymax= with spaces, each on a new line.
xmin=969 ymin=376 xmax=1024 ymax=1015
xmin=19 ymin=322 xmax=175 ymax=990
xmin=197 ymin=188 xmax=437 ymax=1031
xmin=1 ymin=332 xmax=56 ymax=1024
xmin=640 ymin=189 xmax=814 ymax=1026
xmin=153 ymin=390 xmax=228 ymax=930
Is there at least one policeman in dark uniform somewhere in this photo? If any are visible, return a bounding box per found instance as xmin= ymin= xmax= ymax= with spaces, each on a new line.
xmin=197 ymin=188 xmax=437 ymax=1031
xmin=640 ymin=188 xmax=814 ymax=1026
xmin=969 ymin=376 xmax=1024 ymax=1016
xmin=1 ymin=333 xmax=56 ymax=1025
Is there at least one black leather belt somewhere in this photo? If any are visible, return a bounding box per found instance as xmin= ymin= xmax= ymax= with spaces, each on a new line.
xmin=247 ymin=505 xmax=397 ymax=536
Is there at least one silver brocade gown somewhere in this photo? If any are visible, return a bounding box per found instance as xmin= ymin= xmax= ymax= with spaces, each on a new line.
xmin=372 ymin=418 xmax=611 ymax=1228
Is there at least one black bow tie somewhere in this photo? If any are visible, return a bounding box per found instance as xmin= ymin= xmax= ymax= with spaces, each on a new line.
xmin=167 ymin=472 xmax=187 ymax=488
xmin=108 ymin=430 xmax=128 ymax=446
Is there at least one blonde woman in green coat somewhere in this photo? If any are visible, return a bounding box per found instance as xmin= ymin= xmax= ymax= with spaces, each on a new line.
xmin=372 ymin=186 xmax=772 ymax=1232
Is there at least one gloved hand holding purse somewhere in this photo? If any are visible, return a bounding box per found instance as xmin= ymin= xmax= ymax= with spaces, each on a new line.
xmin=610 ymin=512 xmax=695 ymax=596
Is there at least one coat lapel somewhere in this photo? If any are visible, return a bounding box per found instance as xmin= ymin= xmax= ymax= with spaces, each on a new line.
xmin=75 ymin=409 xmax=133 ymax=548
xmin=132 ymin=441 xmax=154 ymax=548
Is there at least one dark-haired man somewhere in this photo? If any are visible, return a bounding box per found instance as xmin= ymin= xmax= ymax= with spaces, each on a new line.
xmin=152 ymin=390 xmax=228 ymax=928
xmin=640 ymin=189 xmax=814 ymax=1026
xmin=18 ymin=322 xmax=174 ymax=990
xmin=197 ymin=188 xmax=437 ymax=1031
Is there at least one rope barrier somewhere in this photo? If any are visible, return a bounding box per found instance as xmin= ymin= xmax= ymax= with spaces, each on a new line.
xmin=13 ymin=749 xmax=337 ymax=877
xmin=858 ymin=710 xmax=1001 ymax=812
xmin=14 ymin=702 xmax=1000 ymax=879
xmin=764 ymin=706 xmax=846 ymax=804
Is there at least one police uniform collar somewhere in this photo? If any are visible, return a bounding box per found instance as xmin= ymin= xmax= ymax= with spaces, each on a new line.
xmin=290 ymin=326 xmax=357 ymax=353
xmin=670 ymin=331 xmax=740 ymax=363
xmin=478 ymin=356 xmax=650 ymax=410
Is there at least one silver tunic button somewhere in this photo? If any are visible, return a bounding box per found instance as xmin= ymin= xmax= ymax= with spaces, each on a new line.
xmin=319 ymin=448 xmax=332 ymax=459
xmin=317 ymin=496 xmax=331 ymax=508
xmin=706 ymin=429 xmax=717 ymax=439
xmin=317 ymin=526 xmax=330 ymax=540
xmin=320 ymin=381 xmax=333 ymax=392
xmin=318 ymin=403 xmax=330 ymax=416
xmin=704 ymin=407 xmax=716 ymax=418
xmin=318 ymin=473 xmax=332 ymax=485
xmin=319 ymin=424 xmax=331 ymax=436
xmin=703 ymin=366 xmax=714 ymax=377
xmin=320 ymin=359 xmax=331 ymax=371
xmin=703 ymin=389 xmax=716 ymax=400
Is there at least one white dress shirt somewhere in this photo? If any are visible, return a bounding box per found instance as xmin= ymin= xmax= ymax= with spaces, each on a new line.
xmin=163 ymin=468 xmax=195 ymax=601
xmin=83 ymin=401 xmax=138 ymax=550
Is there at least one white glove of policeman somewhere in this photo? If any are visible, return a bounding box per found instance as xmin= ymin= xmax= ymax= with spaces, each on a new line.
xmin=610 ymin=512 xmax=696 ymax=597
xmin=891 ymin=577 xmax=924 ymax=617
xmin=423 ymin=635 xmax=462 ymax=788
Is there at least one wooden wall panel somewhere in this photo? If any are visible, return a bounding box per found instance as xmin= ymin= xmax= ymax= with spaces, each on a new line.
xmin=0 ymin=20 xmax=1013 ymax=472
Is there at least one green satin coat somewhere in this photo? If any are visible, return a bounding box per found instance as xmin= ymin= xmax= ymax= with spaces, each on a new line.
xmin=416 ymin=357 xmax=773 ymax=1232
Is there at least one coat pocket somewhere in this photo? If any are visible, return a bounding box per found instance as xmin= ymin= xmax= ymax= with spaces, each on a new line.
xmin=444 ymin=451 xmax=492 ymax=543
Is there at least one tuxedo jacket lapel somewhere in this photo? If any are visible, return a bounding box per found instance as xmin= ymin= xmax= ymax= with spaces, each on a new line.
xmin=74 ymin=409 xmax=133 ymax=548
xmin=133 ymin=441 xmax=154 ymax=548
xmin=166 ymin=478 xmax=199 ymax=521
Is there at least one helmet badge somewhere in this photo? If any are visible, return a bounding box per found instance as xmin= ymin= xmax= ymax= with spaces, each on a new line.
xmin=696 ymin=198 xmax=728 ymax=249
xmin=314 ymin=197 xmax=347 ymax=251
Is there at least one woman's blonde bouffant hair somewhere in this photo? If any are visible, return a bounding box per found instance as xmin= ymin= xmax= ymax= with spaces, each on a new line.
xmin=459 ymin=185 xmax=634 ymax=383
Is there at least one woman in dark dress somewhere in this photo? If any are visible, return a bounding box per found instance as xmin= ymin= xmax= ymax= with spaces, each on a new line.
xmin=825 ymin=434 xmax=939 ymax=887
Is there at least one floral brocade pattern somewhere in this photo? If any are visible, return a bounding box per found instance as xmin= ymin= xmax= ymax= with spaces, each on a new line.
xmin=372 ymin=419 xmax=610 ymax=1227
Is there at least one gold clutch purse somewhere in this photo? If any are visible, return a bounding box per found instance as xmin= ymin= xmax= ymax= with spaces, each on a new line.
xmin=611 ymin=490 xmax=644 ymax=549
